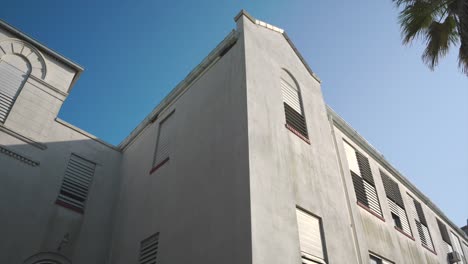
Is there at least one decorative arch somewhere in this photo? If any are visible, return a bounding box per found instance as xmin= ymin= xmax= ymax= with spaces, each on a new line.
xmin=0 ymin=38 xmax=47 ymax=79
xmin=23 ymin=252 xmax=71 ymax=264
xmin=280 ymin=68 xmax=304 ymax=115
xmin=280 ymin=68 xmax=309 ymax=141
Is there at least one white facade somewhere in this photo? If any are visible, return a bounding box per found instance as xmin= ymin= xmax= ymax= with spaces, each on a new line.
xmin=0 ymin=10 xmax=466 ymax=264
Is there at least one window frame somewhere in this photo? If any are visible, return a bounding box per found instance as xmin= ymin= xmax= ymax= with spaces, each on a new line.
xmin=150 ymin=109 xmax=175 ymax=174
xmin=280 ymin=69 xmax=310 ymax=144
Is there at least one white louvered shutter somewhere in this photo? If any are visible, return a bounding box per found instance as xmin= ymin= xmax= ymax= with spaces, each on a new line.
xmin=343 ymin=141 xmax=360 ymax=176
xmin=57 ymin=154 xmax=96 ymax=212
xmin=408 ymin=195 xmax=434 ymax=250
xmin=281 ymin=78 xmax=301 ymax=113
xmin=363 ymin=180 xmax=381 ymax=215
xmin=0 ymin=60 xmax=28 ymax=123
xmin=451 ymin=232 xmax=466 ymax=264
xmin=388 ymin=198 xmax=412 ymax=235
xmin=154 ymin=114 xmax=174 ymax=166
xmin=296 ymin=208 xmax=326 ymax=264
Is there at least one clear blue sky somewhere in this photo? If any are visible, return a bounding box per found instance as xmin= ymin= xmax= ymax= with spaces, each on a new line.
xmin=3 ymin=1 xmax=467 ymax=227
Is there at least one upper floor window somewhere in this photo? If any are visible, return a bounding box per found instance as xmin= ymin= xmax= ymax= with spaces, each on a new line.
xmin=281 ymin=69 xmax=309 ymax=142
xmin=408 ymin=194 xmax=435 ymax=252
xmin=369 ymin=254 xmax=393 ymax=264
xmin=0 ymin=54 xmax=31 ymax=123
xmin=450 ymin=232 xmax=467 ymax=264
xmin=296 ymin=207 xmax=327 ymax=264
xmin=343 ymin=140 xmax=383 ymax=219
xmin=437 ymin=218 xmax=453 ymax=252
xmin=151 ymin=111 xmax=174 ymax=174
xmin=380 ymin=170 xmax=412 ymax=237
xmin=56 ymin=154 xmax=96 ymax=214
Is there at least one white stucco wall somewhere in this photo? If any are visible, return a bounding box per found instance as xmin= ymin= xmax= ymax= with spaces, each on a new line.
xmin=108 ymin=31 xmax=251 ymax=264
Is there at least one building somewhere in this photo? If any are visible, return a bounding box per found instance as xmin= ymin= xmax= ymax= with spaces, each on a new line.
xmin=0 ymin=10 xmax=466 ymax=264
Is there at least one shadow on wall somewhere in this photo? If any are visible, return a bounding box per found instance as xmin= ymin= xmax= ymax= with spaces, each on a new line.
xmin=0 ymin=138 xmax=122 ymax=264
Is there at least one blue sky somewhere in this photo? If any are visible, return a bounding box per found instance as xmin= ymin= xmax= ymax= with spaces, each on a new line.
xmin=3 ymin=1 xmax=467 ymax=227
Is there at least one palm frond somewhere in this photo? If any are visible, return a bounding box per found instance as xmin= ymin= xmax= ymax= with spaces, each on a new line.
xmin=422 ymin=16 xmax=459 ymax=69
xmin=399 ymin=1 xmax=442 ymax=43
xmin=457 ymin=0 xmax=468 ymax=74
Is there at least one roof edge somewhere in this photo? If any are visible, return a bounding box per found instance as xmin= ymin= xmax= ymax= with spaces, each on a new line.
xmin=0 ymin=19 xmax=84 ymax=72
xmin=327 ymin=105 xmax=468 ymax=241
xmin=234 ymin=9 xmax=321 ymax=84
xmin=55 ymin=118 xmax=119 ymax=151
xmin=117 ymin=30 xmax=239 ymax=150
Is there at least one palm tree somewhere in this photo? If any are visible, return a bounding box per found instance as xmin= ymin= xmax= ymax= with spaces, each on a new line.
xmin=393 ymin=0 xmax=468 ymax=76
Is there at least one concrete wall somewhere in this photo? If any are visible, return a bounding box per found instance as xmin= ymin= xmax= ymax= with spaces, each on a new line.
xmin=240 ymin=14 xmax=360 ymax=264
xmin=332 ymin=124 xmax=468 ymax=264
xmin=108 ymin=31 xmax=251 ymax=264
xmin=0 ymin=25 xmax=122 ymax=264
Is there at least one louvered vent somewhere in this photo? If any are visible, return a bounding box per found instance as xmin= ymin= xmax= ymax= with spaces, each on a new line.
xmin=351 ymin=172 xmax=368 ymax=207
xmin=139 ymin=233 xmax=159 ymax=264
xmin=281 ymin=72 xmax=308 ymax=140
xmin=380 ymin=171 xmax=404 ymax=207
xmin=153 ymin=113 xmax=174 ymax=168
xmin=409 ymin=195 xmax=434 ymax=250
xmin=0 ymin=60 xmax=29 ymax=123
xmin=356 ymin=152 xmax=374 ymax=185
xmin=381 ymin=171 xmax=411 ymax=235
xmin=296 ymin=208 xmax=326 ymax=264
xmin=344 ymin=141 xmax=382 ymax=217
xmin=437 ymin=219 xmax=452 ymax=245
xmin=56 ymin=154 xmax=96 ymax=213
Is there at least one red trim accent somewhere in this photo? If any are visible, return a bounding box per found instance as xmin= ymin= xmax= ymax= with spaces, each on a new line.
xmin=285 ymin=124 xmax=310 ymax=144
xmin=422 ymin=244 xmax=437 ymax=255
xmin=149 ymin=157 xmax=170 ymax=175
xmin=394 ymin=226 xmax=415 ymax=241
xmin=55 ymin=199 xmax=84 ymax=214
xmin=357 ymin=201 xmax=385 ymax=222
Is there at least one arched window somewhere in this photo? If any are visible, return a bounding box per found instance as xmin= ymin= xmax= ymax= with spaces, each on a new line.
xmin=0 ymin=54 xmax=31 ymax=123
xmin=280 ymin=69 xmax=308 ymax=141
xmin=0 ymin=39 xmax=46 ymax=124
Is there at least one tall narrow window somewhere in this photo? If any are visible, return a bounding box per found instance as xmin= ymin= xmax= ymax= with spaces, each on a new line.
xmin=380 ymin=170 xmax=412 ymax=236
xmin=281 ymin=70 xmax=308 ymax=141
xmin=408 ymin=195 xmax=434 ymax=252
xmin=139 ymin=233 xmax=159 ymax=264
xmin=343 ymin=141 xmax=383 ymax=218
xmin=437 ymin=219 xmax=455 ymax=260
xmin=450 ymin=232 xmax=467 ymax=264
xmin=296 ymin=208 xmax=327 ymax=264
xmin=151 ymin=112 xmax=174 ymax=173
xmin=56 ymin=154 xmax=96 ymax=213
xmin=0 ymin=54 xmax=31 ymax=123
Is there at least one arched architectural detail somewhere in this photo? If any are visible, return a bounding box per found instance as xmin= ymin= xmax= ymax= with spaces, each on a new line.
xmin=280 ymin=68 xmax=309 ymax=141
xmin=0 ymin=38 xmax=47 ymax=79
xmin=23 ymin=252 xmax=71 ymax=264
xmin=280 ymin=68 xmax=303 ymax=114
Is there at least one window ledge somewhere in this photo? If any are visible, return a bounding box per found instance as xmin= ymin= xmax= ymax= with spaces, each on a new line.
xmin=149 ymin=157 xmax=170 ymax=175
xmin=357 ymin=201 xmax=385 ymax=222
xmin=422 ymin=244 xmax=437 ymax=255
xmin=285 ymin=124 xmax=310 ymax=144
xmin=394 ymin=226 xmax=415 ymax=241
xmin=55 ymin=200 xmax=84 ymax=214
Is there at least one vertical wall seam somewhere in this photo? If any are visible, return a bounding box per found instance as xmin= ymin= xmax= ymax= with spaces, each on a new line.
xmin=328 ymin=115 xmax=364 ymax=264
